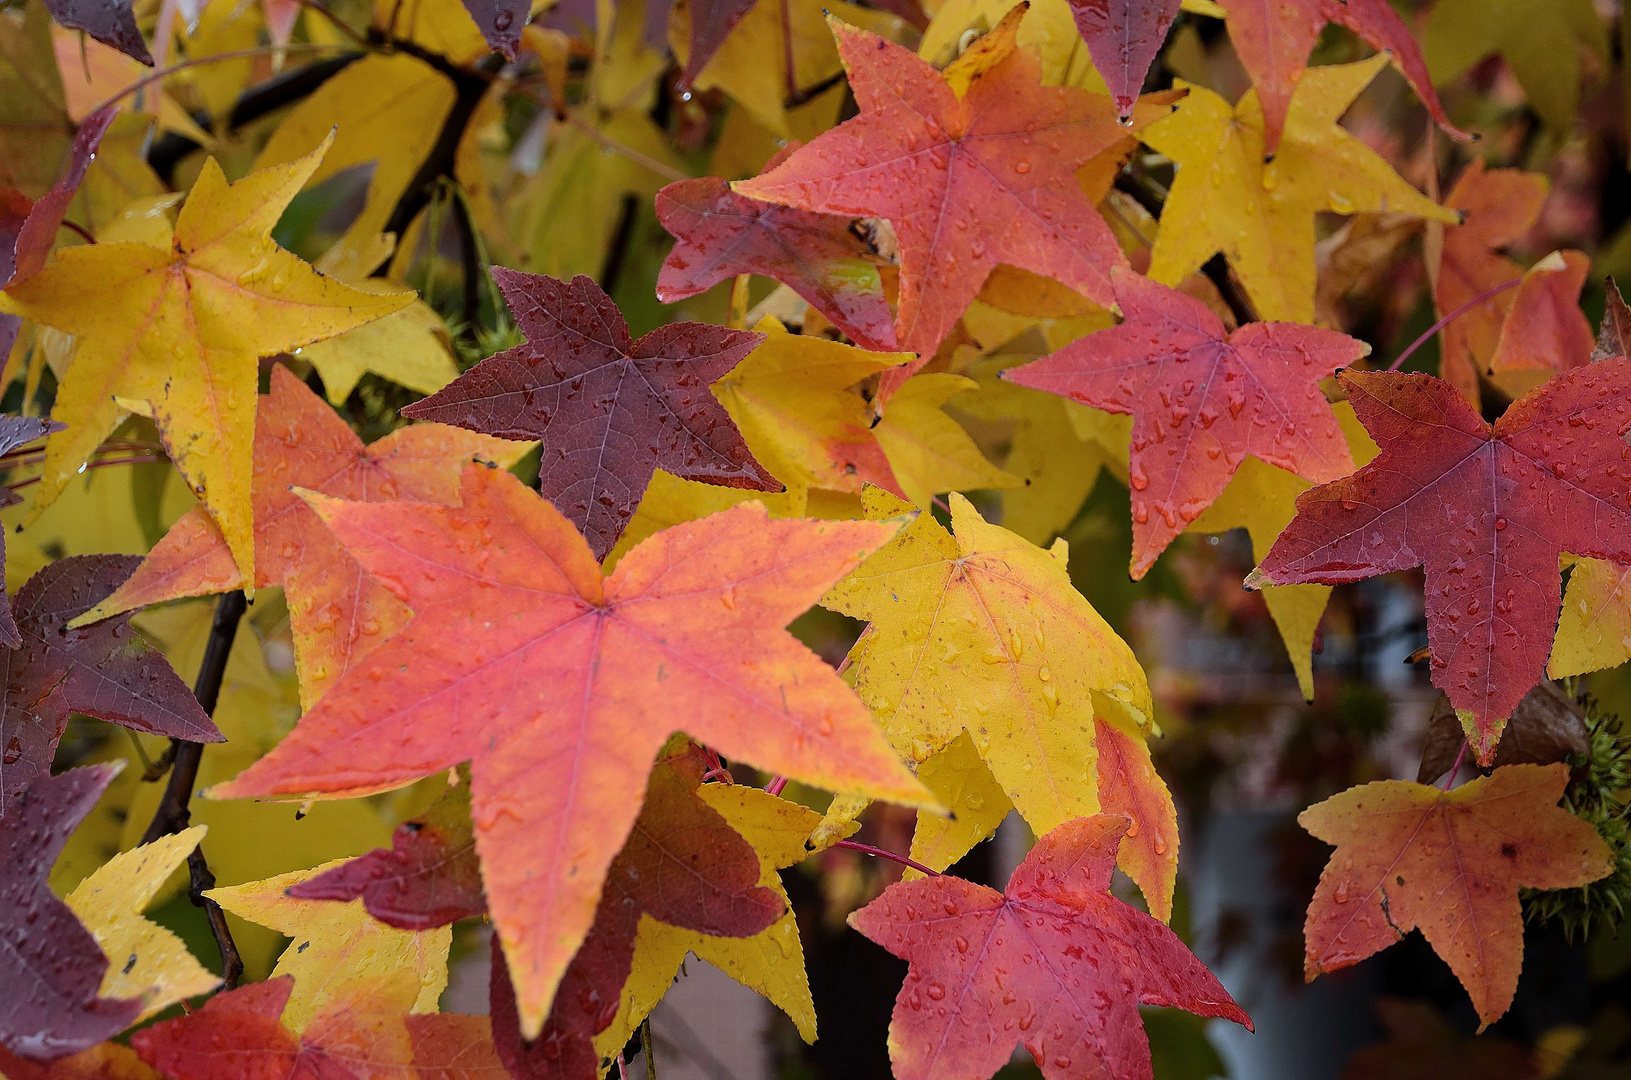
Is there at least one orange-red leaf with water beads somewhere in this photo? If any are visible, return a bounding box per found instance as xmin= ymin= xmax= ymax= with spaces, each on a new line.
xmin=1248 ymin=364 xmax=1631 ymax=760
xmin=1488 ymin=250 xmax=1594 ymax=386
xmin=288 ymin=783 xmax=485 ymax=931
xmin=1300 ymin=765 xmax=1611 ymax=1029
xmin=849 ymin=815 xmax=1249 ymax=1080
xmin=733 ymin=9 xmax=1178 ymax=359
xmin=1 ymin=765 xmax=141 ymax=1063
xmin=1219 ymin=0 xmax=1467 ymax=160
xmin=655 ymin=148 xmax=897 ymax=352
xmin=0 ymin=557 xmax=219 ymax=817
xmin=401 ymin=270 xmax=779 ymax=560
xmin=85 ymin=364 xmax=527 ymax=707
xmin=1004 ymin=271 xmax=1361 ymax=578
xmin=212 ymin=464 xmax=927 ymax=1037
xmin=489 ymin=746 xmax=781 ymax=1080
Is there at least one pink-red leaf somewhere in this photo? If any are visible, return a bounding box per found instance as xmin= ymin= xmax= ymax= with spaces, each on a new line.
xmin=1004 ymin=270 xmax=1361 ymax=578
xmin=1066 ymin=0 xmax=1181 ymax=119
xmin=676 ymin=0 xmax=759 ymax=90
xmin=655 ymin=149 xmax=897 ymax=352
xmin=1249 ymin=364 xmax=1631 ymax=759
xmin=401 ymin=271 xmax=778 ymax=559
xmin=1 ymin=556 xmax=220 ymax=814
xmin=1 ymin=765 xmax=142 ymax=1062
xmin=733 ymin=15 xmax=1176 ymax=358
xmin=489 ymin=745 xmax=781 ymax=1080
xmin=850 ymin=815 xmax=1249 ymax=1080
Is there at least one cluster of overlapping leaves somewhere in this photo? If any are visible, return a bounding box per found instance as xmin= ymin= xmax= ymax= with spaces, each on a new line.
xmin=1 ymin=0 xmax=1629 ymax=1075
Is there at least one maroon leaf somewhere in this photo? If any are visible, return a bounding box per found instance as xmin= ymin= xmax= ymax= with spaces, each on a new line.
xmin=490 ymin=746 xmax=782 ymax=1080
xmin=401 ymin=271 xmax=778 ymax=559
xmin=677 ymin=0 xmax=759 ymax=90
xmin=1 ymin=765 xmax=142 ymax=1062
xmin=458 ymin=0 xmax=530 ymax=59
xmin=40 ymin=0 xmax=152 ymax=65
xmin=655 ymin=150 xmax=898 ymax=352
xmin=289 ymin=783 xmax=485 ymax=931
xmin=0 ymin=556 xmax=221 ymax=813
xmin=1066 ymin=0 xmax=1181 ymax=119
xmin=1248 ymin=364 xmax=1631 ymax=761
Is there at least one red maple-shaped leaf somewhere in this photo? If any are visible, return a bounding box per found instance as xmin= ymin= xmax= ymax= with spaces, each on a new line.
xmin=851 ymin=815 xmax=1250 ymax=1080
xmin=1 ymin=556 xmax=220 ymax=816
xmin=490 ymin=745 xmax=781 ymax=1080
xmin=1216 ymin=0 xmax=1466 ymax=160
xmin=1066 ymin=0 xmax=1181 ymax=118
xmin=1 ymin=765 xmax=142 ymax=1062
xmin=733 ymin=10 xmax=1176 ymax=359
xmin=655 ymin=147 xmax=897 ymax=352
xmin=213 ymin=465 xmax=926 ymax=1036
xmin=1004 ymin=271 xmax=1362 ymax=577
xmin=290 ymin=783 xmax=485 ymax=931
xmin=88 ymin=364 xmax=528 ymax=707
xmin=401 ymin=271 xmax=778 ymax=559
xmin=1248 ymin=364 xmax=1631 ymax=759
xmin=1300 ymin=765 xmax=1612 ymax=1028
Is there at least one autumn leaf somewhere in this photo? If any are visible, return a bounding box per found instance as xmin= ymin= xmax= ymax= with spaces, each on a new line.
xmin=606 ymin=468 xmax=810 ymax=571
xmin=0 ymin=415 xmax=59 ymax=637
xmin=1141 ymin=55 xmax=1457 ymax=324
xmin=595 ymin=781 xmax=828 ymax=1053
xmin=1004 ymin=269 xmax=1365 ymax=577
xmin=211 ymin=466 xmax=928 ymax=1035
xmin=871 ymin=373 xmax=1022 ymax=506
xmin=1300 ymin=765 xmax=1612 ymax=1028
xmin=41 ymin=0 xmax=151 ymax=64
xmin=0 ymin=105 xmax=113 ymax=288
xmin=1416 ymin=681 xmax=1589 ymax=785
xmin=82 ymin=365 xmax=529 ymax=707
xmin=824 ymin=488 xmax=1172 ymax=914
xmin=0 ymin=1042 xmax=158 ymax=1080
xmin=1433 ymin=161 xmax=1549 ymax=404
xmin=400 ymin=270 xmax=778 ymax=559
xmin=1551 ymin=558 xmax=1631 ymax=679
xmin=1064 ymin=0 xmax=1182 ymax=118
xmin=655 ymin=148 xmax=897 ymax=351
xmin=1487 ymin=250 xmax=1594 ymax=399
xmin=63 ymin=827 xmax=219 ymax=1022
xmin=0 ymin=555 xmax=220 ymax=816
xmin=0 ymin=136 xmax=414 ymax=586
xmin=489 ymin=745 xmax=781 ymax=1079
xmin=1248 ymin=365 xmax=1631 ymax=760
xmin=676 ymin=0 xmax=759 ymax=90
xmin=1 ymin=764 xmax=141 ymax=1062
xmin=850 ymin=815 xmax=1250 ymax=1080
xmin=1424 ymin=0 xmax=1606 ymax=133
xmin=734 ymin=6 xmax=1179 ymax=358
xmin=130 ymin=973 xmax=444 ymax=1080
xmin=1210 ymin=0 xmax=1467 ymax=159
xmin=1592 ymin=276 xmax=1631 ymax=363
xmin=206 ymin=864 xmax=451 ymax=1033
xmin=289 ymin=782 xmax=485 ymax=932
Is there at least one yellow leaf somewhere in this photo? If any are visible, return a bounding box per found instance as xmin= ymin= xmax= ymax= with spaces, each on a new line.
xmin=603 ymin=470 xmax=808 ymax=572
xmin=671 ymin=0 xmax=905 ymax=137
xmin=908 ymin=730 xmax=1012 ymax=875
xmin=0 ymin=1 xmax=71 ymax=200
xmin=1141 ymin=56 xmax=1456 ymax=323
xmin=207 ymin=861 xmax=451 ymax=1033
xmin=594 ymin=786 xmax=823 ymax=1055
xmin=713 ymin=317 xmax=910 ymax=494
xmin=1424 ymin=0 xmax=1605 ymax=133
xmin=919 ymin=0 xmax=1105 ymax=91
xmin=1550 ymin=559 xmax=1631 ymax=678
xmin=53 ymin=28 xmax=210 ymax=146
xmin=179 ymin=0 xmax=265 ymax=121
xmin=1188 ymin=402 xmax=1379 ymax=698
xmin=1 ymin=137 xmax=414 ymax=587
xmin=65 ymin=826 xmax=220 ymax=1021
xmin=253 ymin=52 xmax=457 ymax=257
xmin=808 ymin=790 xmax=869 ymax=850
xmin=824 ymin=488 xmax=1162 ymax=900
xmin=873 ymin=375 xmax=1021 ymax=507
xmin=375 ymin=0 xmax=490 ymax=62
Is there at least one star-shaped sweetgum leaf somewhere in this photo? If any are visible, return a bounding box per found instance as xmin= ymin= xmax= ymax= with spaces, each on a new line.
xmin=1005 ymin=271 xmax=1362 ymax=578
xmin=851 ymin=815 xmax=1250 ymax=1080
xmin=401 ymin=270 xmax=779 ymax=559
xmin=2 ymin=765 xmax=142 ymax=1062
xmin=212 ymin=465 xmax=928 ymax=1037
xmin=490 ymin=745 xmax=781 ymax=1079
xmin=1248 ymin=364 xmax=1631 ymax=760
xmin=82 ymin=364 xmax=529 ymax=707
xmin=656 ymin=146 xmax=896 ymax=352
xmin=1300 ymin=765 xmax=1611 ymax=1028
xmin=733 ymin=7 xmax=1178 ymax=358
xmin=0 ymin=556 xmax=219 ymax=817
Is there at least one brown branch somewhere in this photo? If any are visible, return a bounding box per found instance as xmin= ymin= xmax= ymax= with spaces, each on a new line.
xmin=140 ymin=589 xmax=248 ymax=988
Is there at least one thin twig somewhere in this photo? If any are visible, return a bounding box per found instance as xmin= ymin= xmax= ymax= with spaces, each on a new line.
xmin=764 ymin=776 xmax=788 ymax=796
xmin=140 ymin=590 xmax=248 ymax=988
xmin=641 ymin=1019 xmax=658 ymax=1080
xmin=1441 ymin=738 xmax=1469 ymax=792
xmin=89 ymin=42 xmax=357 ymax=116
xmin=559 ymin=110 xmax=688 ymax=183
xmin=1388 ymin=277 xmax=1523 ymax=372
xmin=59 ymin=220 xmax=96 ymax=244
xmin=834 ymin=839 xmax=941 ymax=877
